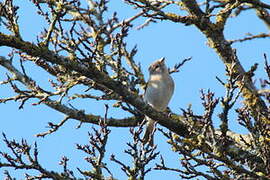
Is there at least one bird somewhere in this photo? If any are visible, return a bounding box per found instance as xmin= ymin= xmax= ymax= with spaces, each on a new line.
xmin=143 ymin=57 xmax=175 ymax=146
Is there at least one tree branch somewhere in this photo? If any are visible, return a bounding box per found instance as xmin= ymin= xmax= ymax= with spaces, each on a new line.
xmin=0 ymin=55 xmax=141 ymax=127
xmin=0 ymin=31 xmax=265 ymax=170
xmin=181 ymin=0 xmax=268 ymax=129
xmin=0 ymin=34 xmax=188 ymax=136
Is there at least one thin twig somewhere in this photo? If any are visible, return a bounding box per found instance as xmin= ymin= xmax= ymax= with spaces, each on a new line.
xmin=36 ymin=116 xmax=70 ymax=137
xmin=169 ymin=57 xmax=192 ymax=74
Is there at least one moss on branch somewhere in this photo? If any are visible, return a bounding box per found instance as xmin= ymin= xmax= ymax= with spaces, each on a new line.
xmin=0 ymin=32 xmax=189 ymax=136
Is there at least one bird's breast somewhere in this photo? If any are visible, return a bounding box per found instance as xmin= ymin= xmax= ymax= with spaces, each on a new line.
xmin=144 ymin=74 xmax=174 ymax=111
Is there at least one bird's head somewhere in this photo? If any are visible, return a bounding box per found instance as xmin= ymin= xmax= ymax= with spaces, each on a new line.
xmin=148 ymin=57 xmax=169 ymax=75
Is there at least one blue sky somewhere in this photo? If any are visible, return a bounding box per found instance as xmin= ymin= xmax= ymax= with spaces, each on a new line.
xmin=1 ymin=0 xmax=270 ymax=179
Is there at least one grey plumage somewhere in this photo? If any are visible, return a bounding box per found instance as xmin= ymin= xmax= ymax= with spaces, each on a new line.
xmin=143 ymin=57 xmax=174 ymax=146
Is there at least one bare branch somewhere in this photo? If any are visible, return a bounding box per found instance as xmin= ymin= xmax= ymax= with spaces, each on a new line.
xmin=169 ymin=57 xmax=192 ymax=74
xmin=36 ymin=116 xmax=70 ymax=137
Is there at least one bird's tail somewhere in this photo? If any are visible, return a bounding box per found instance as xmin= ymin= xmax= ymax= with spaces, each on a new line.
xmin=143 ymin=116 xmax=156 ymax=146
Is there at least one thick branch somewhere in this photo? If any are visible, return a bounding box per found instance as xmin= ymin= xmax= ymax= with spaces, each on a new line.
xmin=0 ymin=56 xmax=141 ymax=127
xmin=181 ymin=0 xmax=268 ymax=122
xmin=0 ymin=33 xmax=188 ymax=136
xmin=0 ymin=54 xmax=263 ymax=170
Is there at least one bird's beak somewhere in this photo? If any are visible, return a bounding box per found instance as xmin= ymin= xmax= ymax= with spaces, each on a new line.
xmin=159 ymin=57 xmax=165 ymax=63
